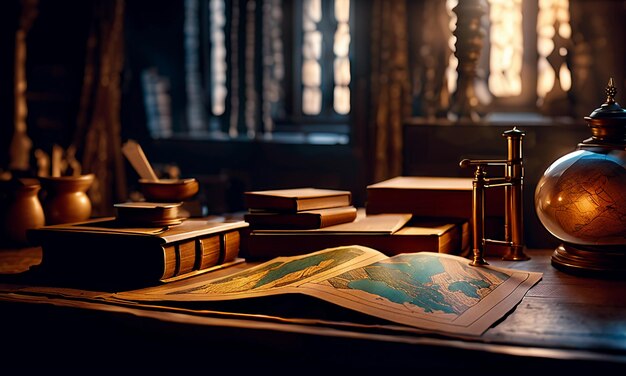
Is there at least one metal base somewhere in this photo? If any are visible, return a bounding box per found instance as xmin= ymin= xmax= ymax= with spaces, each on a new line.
xmin=469 ymin=250 xmax=489 ymax=266
xmin=551 ymin=243 xmax=626 ymax=278
xmin=502 ymin=245 xmax=530 ymax=261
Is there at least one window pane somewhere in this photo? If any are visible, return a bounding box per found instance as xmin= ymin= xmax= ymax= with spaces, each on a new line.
xmin=334 ymin=57 xmax=350 ymax=86
xmin=302 ymin=59 xmax=321 ymax=86
xmin=334 ymin=86 xmax=350 ymax=114
xmin=335 ymin=0 xmax=349 ymax=23
xmin=537 ymin=0 xmax=571 ymax=104
xmin=303 ymin=87 xmax=322 ymax=115
xmin=488 ymin=0 xmax=523 ymax=97
xmin=210 ymin=0 xmax=227 ymax=116
xmin=333 ymin=0 xmax=350 ymax=115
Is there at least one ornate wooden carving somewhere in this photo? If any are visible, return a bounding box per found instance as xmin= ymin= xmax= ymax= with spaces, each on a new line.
xmin=448 ymin=0 xmax=486 ymax=122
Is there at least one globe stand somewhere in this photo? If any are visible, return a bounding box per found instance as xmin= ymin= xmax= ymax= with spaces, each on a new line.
xmin=552 ymin=243 xmax=626 ymax=278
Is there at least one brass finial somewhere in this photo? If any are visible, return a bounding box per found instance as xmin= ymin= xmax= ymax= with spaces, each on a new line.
xmin=606 ymin=77 xmax=617 ymax=104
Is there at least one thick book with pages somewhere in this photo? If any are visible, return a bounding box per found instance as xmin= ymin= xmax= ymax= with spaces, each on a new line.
xmin=240 ymin=212 xmax=469 ymax=260
xmin=27 ymin=218 xmax=249 ymax=288
xmin=366 ymin=176 xmax=505 ymax=218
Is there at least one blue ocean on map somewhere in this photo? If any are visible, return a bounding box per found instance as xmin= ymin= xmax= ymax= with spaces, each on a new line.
xmin=331 ymin=253 xmax=510 ymax=314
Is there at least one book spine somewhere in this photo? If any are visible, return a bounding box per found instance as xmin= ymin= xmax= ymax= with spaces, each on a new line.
xmin=198 ymin=235 xmax=221 ymax=270
xmin=161 ymin=229 xmax=242 ymax=280
xmin=244 ymin=196 xmax=297 ymax=211
xmin=318 ymin=208 xmax=358 ymax=228
xmin=222 ymin=230 xmax=240 ymax=263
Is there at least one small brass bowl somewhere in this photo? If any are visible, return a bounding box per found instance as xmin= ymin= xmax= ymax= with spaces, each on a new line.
xmin=139 ymin=178 xmax=199 ymax=202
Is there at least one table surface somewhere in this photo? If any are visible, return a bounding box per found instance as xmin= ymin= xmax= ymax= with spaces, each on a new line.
xmin=1 ymin=246 xmax=625 ymax=372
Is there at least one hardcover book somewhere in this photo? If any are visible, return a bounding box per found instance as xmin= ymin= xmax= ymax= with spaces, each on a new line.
xmin=27 ymin=218 xmax=249 ymax=288
xmin=244 ymin=206 xmax=358 ymax=229
xmin=366 ymin=176 xmax=505 ymax=218
xmin=240 ymin=212 xmax=469 ymax=260
xmin=244 ymin=187 xmax=352 ymax=212
xmin=114 ymin=201 xmax=184 ymax=226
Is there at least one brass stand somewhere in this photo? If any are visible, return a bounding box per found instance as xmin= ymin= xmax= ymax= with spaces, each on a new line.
xmin=552 ymin=243 xmax=626 ymax=278
xmin=460 ymin=127 xmax=530 ymax=266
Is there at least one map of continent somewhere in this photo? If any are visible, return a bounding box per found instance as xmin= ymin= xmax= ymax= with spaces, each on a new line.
xmin=538 ymin=153 xmax=626 ymax=244
xmin=169 ymin=246 xmax=371 ymax=295
xmin=116 ymin=245 xmax=541 ymax=336
xmin=321 ymin=253 xmax=510 ymax=316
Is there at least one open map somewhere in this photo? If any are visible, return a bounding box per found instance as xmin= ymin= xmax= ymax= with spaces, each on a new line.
xmin=113 ymin=245 xmax=542 ymax=336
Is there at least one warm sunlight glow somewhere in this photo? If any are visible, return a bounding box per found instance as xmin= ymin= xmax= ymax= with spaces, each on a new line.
xmin=488 ymin=0 xmax=523 ymax=96
xmin=444 ymin=0 xmax=571 ymax=106
xmin=210 ymin=0 xmax=227 ymax=115
xmin=537 ymin=0 xmax=571 ymax=103
xmin=303 ymin=87 xmax=322 ymax=114
xmin=559 ymin=63 xmax=572 ymax=91
xmin=302 ymin=0 xmax=322 ymax=115
xmin=302 ymin=0 xmax=351 ymax=115
xmin=445 ymin=0 xmax=458 ymax=95
xmin=333 ymin=0 xmax=350 ymax=114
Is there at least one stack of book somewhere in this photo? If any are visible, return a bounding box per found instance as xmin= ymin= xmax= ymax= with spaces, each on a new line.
xmin=240 ymin=187 xmax=469 ymax=260
xmin=243 ymin=187 xmax=358 ymax=230
xmin=366 ymin=176 xmax=504 ymax=256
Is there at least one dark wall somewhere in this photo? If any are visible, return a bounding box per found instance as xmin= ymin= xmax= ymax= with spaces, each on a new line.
xmin=0 ymin=2 xmax=19 ymax=169
xmin=1 ymin=0 xmax=91 ymax=173
xmin=121 ymin=0 xmax=186 ymax=140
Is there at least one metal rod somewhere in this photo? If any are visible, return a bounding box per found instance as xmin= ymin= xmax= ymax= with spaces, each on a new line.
xmin=469 ymin=165 xmax=488 ymax=266
xmin=502 ymin=128 xmax=530 ymax=261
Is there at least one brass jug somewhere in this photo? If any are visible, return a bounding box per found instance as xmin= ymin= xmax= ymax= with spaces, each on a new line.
xmin=1 ymin=178 xmax=45 ymax=246
xmin=40 ymin=174 xmax=94 ymax=225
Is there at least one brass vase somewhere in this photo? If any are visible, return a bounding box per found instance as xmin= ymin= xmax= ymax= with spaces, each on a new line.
xmin=1 ymin=178 xmax=45 ymax=246
xmin=40 ymin=174 xmax=95 ymax=225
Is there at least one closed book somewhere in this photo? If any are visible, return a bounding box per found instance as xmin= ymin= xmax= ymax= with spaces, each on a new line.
xmin=244 ymin=188 xmax=352 ymax=212
xmin=114 ymin=201 xmax=184 ymax=226
xmin=244 ymin=206 xmax=358 ymax=229
xmin=241 ymin=212 xmax=469 ymax=260
xmin=27 ymin=218 xmax=249 ymax=288
xmin=366 ymin=176 xmax=505 ymax=218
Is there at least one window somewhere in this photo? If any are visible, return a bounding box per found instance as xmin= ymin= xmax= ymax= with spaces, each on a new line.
xmin=445 ymin=0 xmax=572 ymax=113
xmin=191 ymin=0 xmax=351 ymax=143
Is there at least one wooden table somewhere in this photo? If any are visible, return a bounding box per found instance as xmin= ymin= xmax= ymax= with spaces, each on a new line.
xmin=1 ymin=247 xmax=625 ymax=372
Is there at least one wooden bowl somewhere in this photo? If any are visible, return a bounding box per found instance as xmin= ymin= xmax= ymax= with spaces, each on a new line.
xmin=139 ymin=178 xmax=199 ymax=202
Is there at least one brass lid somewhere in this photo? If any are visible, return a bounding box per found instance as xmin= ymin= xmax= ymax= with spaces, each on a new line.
xmin=584 ymin=78 xmax=626 ymax=143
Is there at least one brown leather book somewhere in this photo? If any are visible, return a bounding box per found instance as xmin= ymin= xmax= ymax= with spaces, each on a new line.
xmin=27 ymin=218 xmax=249 ymax=288
xmin=244 ymin=206 xmax=358 ymax=229
xmin=241 ymin=212 xmax=469 ymax=260
xmin=244 ymin=187 xmax=352 ymax=212
xmin=366 ymin=176 xmax=505 ymax=218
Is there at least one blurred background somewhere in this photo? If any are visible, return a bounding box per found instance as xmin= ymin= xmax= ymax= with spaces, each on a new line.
xmin=2 ymin=0 xmax=624 ymax=248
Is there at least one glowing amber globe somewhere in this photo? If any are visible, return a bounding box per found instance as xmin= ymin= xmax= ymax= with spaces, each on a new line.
xmin=534 ymin=78 xmax=626 ymax=276
xmin=535 ymin=149 xmax=626 ymax=246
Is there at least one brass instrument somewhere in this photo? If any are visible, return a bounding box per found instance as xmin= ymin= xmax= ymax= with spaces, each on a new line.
xmin=460 ymin=127 xmax=529 ymax=266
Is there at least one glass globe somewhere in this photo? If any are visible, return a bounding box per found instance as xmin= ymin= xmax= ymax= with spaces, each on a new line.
xmin=535 ymin=148 xmax=626 ymax=246
xmin=534 ymin=78 xmax=626 ymax=276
